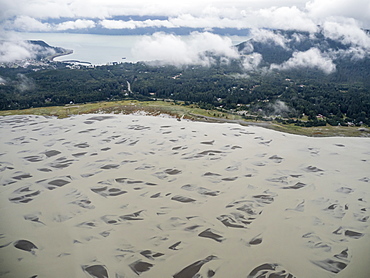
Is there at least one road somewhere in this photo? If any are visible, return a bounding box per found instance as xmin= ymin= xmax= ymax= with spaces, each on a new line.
xmin=127 ymin=81 xmax=133 ymax=94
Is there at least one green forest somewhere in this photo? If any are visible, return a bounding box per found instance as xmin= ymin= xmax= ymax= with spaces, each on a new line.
xmin=0 ymin=58 xmax=370 ymax=127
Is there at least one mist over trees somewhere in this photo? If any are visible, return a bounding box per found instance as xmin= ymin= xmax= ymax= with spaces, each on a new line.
xmin=1 ymin=29 xmax=370 ymax=127
xmin=1 ymin=57 xmax=369 ymax=126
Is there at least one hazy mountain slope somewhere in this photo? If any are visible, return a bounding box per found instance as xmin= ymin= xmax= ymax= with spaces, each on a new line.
xmin=26 ymin=40 xmax=71 ymax=60
xmin=236 ymin=29 xmax=370 ymax=84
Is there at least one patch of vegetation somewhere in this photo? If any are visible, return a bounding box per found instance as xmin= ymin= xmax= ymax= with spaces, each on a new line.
xmin=1 ymin=100 xmax=369 ymax=137
xmin=2 ymin=30 xmax=370 ymax=133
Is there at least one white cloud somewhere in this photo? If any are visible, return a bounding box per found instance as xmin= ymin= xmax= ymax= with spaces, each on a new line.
xmin=320 ymin=19 xmax=370 ymax=60
xmin=131 ymin=32 xmax=239 ymax=66
xmin=0 ymin=38 xmax=56 ymax=63
xmin=56 ymin=19 xmax=96 ymax=31
xmin=338 ymin=46 xmax=368 ymax=60
xmin=7 ymin=16 xmax=51 ymax=32
xmin=0 ymin=40 xmax=36 ymax=63
xmin=1 ymin=0 xmax=370 ymax=37
xmin=1 ymin=0 xmax=370 ymax=65
xmin=250 ymin=6 xmax=318 ymax=32
xmin=267 ymin=100 xmax=292 ymax=117
xmin=242 ymin=53 xmax=263 ymax=71
xmin=100 ymin=19 xmax=176 ymax=29
xmin=0 ymin=0 xmax=113 ymax=20
xmin=322 ymin=20 xmax=370 ymax=49
xmin=306 ymin=0 xmax=370 ymax=27
xmin=3 ymin=16 xmax=96 ymax=32
xmin=100 ymin=20 xmax=136 ymax=30
xmin=168 ymin=14 xmax=249 ymax=29
xmin=270 ymin=47 xmax=336 ymax=74
xmin=100 ymin=14 xmax=252 ymax=31
xmin=250 ymin=29 xmax=289 ymax=49
xmin=100 ymin=12 xmax=313 ymax=31
xmin=16 ymin=74 xmax=35 ymax=92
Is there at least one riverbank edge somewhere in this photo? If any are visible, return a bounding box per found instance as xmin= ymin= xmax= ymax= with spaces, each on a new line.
xmin=1 ymin=100 xmax=369 ymax=138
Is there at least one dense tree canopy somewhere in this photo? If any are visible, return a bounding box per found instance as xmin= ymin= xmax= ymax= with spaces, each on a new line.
xmin=0 ymin=58 xmax=369 ymax=126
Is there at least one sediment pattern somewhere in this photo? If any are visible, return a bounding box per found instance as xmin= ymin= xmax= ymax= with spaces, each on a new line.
xmin=0 ymin=114 xmax=370 ymax=277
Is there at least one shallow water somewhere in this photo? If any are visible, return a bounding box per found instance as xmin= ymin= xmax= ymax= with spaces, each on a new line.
xmin=16 ymin=32 xmax=250 ymax=65
xmin=0 ymin=114 xmax=370 ymax=277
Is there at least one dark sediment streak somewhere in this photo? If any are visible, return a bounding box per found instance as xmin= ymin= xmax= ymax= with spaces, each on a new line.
xmin=173 ymin=255 xmax=217 ymax=278
xmin=14 ymin=240 xmax=38 ymax=253
xmin=83 ymin=265 xmax=108 ymax=278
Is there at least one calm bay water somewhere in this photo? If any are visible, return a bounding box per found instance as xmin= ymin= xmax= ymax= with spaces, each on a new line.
xmin=17 ymin=32 xmax=249 ymax=65
xmin=18 ymin=32 xmax=144 ymax=64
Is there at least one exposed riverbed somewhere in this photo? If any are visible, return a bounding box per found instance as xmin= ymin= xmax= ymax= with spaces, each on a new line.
xmin=1 ymin=114 xmax=369 ymax=277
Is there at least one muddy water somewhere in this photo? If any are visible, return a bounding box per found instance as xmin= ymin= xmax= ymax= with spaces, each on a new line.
xmin=0 ymin=114 xmax=370 ymax=277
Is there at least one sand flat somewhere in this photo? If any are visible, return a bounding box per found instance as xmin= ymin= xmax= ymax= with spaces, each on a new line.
xmin=0 ymin=114 xmax=370 ymax=277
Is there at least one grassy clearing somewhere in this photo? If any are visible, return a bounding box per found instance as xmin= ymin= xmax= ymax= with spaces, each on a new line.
xmin=1 ymin=100 xmax=369 ymax=137
xmin=269 ymin=123 xmax=369 ymax=137
xmin=0 ymin=100 xmax=233 ymax=120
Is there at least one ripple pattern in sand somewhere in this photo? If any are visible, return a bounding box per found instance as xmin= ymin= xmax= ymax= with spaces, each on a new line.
xmin=0 ymin=114 xmax=370 ymax=277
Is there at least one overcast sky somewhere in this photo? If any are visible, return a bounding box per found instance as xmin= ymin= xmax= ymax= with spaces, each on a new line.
xmin=1 ymin=0 xmax=370 ymax=68
xmin=1 ymin=0 xmax=370 ymax=33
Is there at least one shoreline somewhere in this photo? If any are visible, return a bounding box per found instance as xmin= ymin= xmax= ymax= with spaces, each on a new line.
xmin=48 ymin=49 xmax=73 ymax=62
xmin=188 ymin=113 xmax=274 ymax=128
xmin=0 ymin=100 xmax=369 ymax=138
xmin=62 ymin=59 xmax=92 ymax=64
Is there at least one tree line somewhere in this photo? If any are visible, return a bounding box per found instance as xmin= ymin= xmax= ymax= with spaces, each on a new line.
xmin=0 ymin=60 xmax=369 ymax=126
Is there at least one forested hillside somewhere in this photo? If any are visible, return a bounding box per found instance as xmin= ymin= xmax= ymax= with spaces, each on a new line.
xmin=1 ymin=29 xmax=369 ymax=127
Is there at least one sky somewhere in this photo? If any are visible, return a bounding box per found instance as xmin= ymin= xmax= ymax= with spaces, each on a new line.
xmin=1 ymin=0 xmax=369 ymax=33
xmin=1 ymin=0 xmax=370 ymax=70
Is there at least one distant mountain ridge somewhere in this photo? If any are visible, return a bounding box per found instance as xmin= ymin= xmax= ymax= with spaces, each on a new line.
xmin=237 ymin=29 xmax=367 ymax=64
xmin=27 ymin=40 xmax=72 ymax=61
xmin=235 ymin=29 xmax=370 ymax=84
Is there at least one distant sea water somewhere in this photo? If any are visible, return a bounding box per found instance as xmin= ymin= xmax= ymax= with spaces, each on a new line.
xmin=17 ymin=32 xmax=144 ymax=65
xmin=17 ymin=32 xmax=250 ymax=65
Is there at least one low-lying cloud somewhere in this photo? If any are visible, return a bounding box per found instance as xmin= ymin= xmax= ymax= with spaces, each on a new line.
xmin=249 ymin=29 xmax=289 ymax=49
xmin=242 ymin=53 xmax=263 ymax=71
xmin=128 ymin=25 xmax=368 ymax=74
xmin=131 ymin=31 xmax=339 ymax=74
xmin=16 ymin=74 xmax=35 ymax=92
xmin=132 ymin=32 xmax=239 ymax=66
xmin=267 ymin=100 xmax=293 ymax=117
xmin=322 ymin=20 xmax=370 ymax=49
xmin=0 ymin=40 xmax=37 ymax=63
xmin=0 ymin=39 xmax=55 ymax=63
xmin=270 ymin=48 xmax=336 ymax=74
